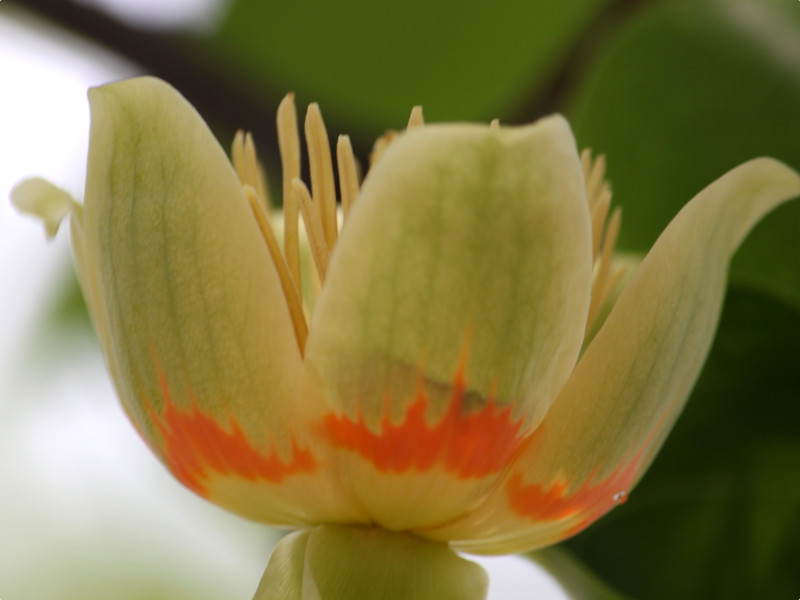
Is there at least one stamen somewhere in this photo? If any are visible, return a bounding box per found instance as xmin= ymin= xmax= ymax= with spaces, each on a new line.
xmin=277 ymin=94 xmax=303 ymax=298
xmin=370 ymin=131 xmax=397 ymax=166
xmin=232 ymin=130 xmax=246 ymax=184
xmin=582 ymin=149 xmax=627 ymax=335
xmin=581 ymin=149 xmax=613 ymax=260
xmin=580 ymin=148 xmax=593 ymax=185
xmin=243 ymin=186 xmax=308 ymax=354
xmin=407 ymin=106 xmax=424 ymax=129
xmin=305 ymin=103 xmax=338 ymax=248
xmin=244 ymin=132 xmax=271 ymax=209
xmin=584 ymin=151 xmax=607 ymax=206
xmin=586 ymin=207 xmax=621 ymax=330
xmin=232 ymin=131 xmax=270 ymax=210
xmin=337 ymin=135 xmax=360 ymax=219
xmin=590 ymin=185 xmax=612 ymax=259
xmin=292 ymin=178 xmax=330 ymax=281
xmin=238 ymin=97 xmax=427 ymax=343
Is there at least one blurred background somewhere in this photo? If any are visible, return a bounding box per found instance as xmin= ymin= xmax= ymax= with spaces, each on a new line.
xmin=1 ymin=0 xmax=799 ymax=598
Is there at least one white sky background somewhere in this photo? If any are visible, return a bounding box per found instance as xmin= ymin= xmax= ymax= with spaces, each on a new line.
xmin=0 ymin=3 xmax=569 ymax=599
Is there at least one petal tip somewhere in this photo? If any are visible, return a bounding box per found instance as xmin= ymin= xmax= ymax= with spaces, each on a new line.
xmin=10 ymin=177 xmax=75 ymax=239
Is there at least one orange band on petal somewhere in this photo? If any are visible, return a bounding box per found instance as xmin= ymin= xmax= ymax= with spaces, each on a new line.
xmin=146 ymin=371 xmax=316 ymax=496
xmin=324 ymin=365 xmax=526 ymax=479
xmin=506 ymin=443 xmax=645 ymax=535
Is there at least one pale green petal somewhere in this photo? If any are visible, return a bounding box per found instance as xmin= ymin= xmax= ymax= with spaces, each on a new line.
xmin=253 ymin=526 xmax=488 ymax=600
xmin=254 ymin=530 xmax=313 ymax=600
xmin=80 ymin=77 xmax=358 ymax=526
xmin=304 ymin=119 xmax=591 ymax=528
xmin=527 ymin=157 xmax=800 ymax=497
xmin=11 ymin=177 xmax=74 ymax=239
xmin=308 ymin=118 xmax=591 ymax=427
xmin=425 ymin=158 xmax=800 ymax=553
xmin=70 ymin=201 xmax=121 ymax=393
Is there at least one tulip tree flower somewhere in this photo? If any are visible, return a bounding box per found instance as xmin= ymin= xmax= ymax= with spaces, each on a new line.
xmin=12 ymin=76 xmax=800 ymax=599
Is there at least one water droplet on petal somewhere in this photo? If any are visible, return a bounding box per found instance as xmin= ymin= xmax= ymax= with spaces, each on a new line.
xmin=612 ymin=491 xmax=628 ymax=505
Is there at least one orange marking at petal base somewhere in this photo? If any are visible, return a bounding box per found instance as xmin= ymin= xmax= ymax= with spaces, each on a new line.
xmin=324 ymin=364 xmax=526 ymax=479
xmin=146 ymin=371 xmax=316 ymax=496
xmin=506 ymin=444 xmax=646 ymax=535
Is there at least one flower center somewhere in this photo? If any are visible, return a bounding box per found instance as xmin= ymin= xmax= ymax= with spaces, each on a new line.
xmin=581 ymin=149 xmax=627 ymax=336
xmin=231 ymin=95 xmax=424 ymax=356
xmin=232 ymin=103 xmax=624 ymax=356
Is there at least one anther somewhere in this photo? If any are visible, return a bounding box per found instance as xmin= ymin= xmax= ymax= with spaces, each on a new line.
xmin=232 ymin=130 xmax=246 ymax=184
xmin=586 ymin=207 xmax=622 ymax=330
xmin=590 ymin=185 xmax=612 ymax=259
xmin=244 ymin=186 xmax=308 ymax=354
xmin=585 ymin=152 xmax=607 ymax=205
xmin=292 ymin=178 xmax=330 ymax=281
xmin=407 ymin=106 xmax=424 ymax=129
xmin=277 ymin=94 xmax=302 ymax=293
xmin=582 ymin=150 xmax=626 ymax=335
xmin=243 ymin=132 xmax=270 ymax=209
xmin=305 ymin=103 xmax=338 ymax=248
xmin=337 ymin=135 xmax=360 ymax=219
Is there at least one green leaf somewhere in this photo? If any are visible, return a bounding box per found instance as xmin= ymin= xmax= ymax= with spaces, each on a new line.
xmin=568 ymin=0 xmax=800 ymax=310
xmin=527 ymin=547 xmax=632 ymax=600
xmin=564 ymin=288 xmax=800 ymax=599
xmin=211 ymin=0 xmax=615 ymax=136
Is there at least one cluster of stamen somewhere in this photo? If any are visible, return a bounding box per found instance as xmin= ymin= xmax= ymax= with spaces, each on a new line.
xmin=231 ymin=95 xmax=425 ymax=356
xmin=581 ymin=149 xmax=625 ymax=334
xmin=232 ymin=103 xmax=622 ymax=355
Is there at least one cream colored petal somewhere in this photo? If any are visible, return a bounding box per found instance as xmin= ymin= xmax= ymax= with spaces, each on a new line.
xmin=253 ymin=526 xmax=488 ymax=600
xmin=70 ymin=202 xmax=122 ymax=391
xmin=80 ymin=77 xmax=360 ymax=526
xmin=305 ymin=117 xmax=592 ymax=529
xmin=425 ymin=158 xmax=800 ymax=553
xmin=9 ymin=179 xmax=124 ymax=404
xmin=11 ymin=177 xmax=74 ymax=239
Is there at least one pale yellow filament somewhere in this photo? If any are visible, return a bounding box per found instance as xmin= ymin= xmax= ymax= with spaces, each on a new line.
xmin=305 ymin=103 xmax=338 ymax=248
xmin=234 ymin=95 xmax=432 ymax=353
xmin=277 ymin=94 xmax=302 ymax=298
xmin=582 ymin=149 xmax=626 ymax=334
xmin=407 ymin=106 xmax=424 ymax=129
xmin=582 ymin=150 xmax=608 ymax=200
xmin=370 ymin=132 xmax=395 ymax=166
xmin=590 ymin=185 xmax=612 ymax=259
xmin=243 ymin=185 xmax=308 ymax=353
xmin=232 ymin=130 xmax=270 ymax=209
xmin=244 ymin=132 xmax=270 ymax=208
xmin=337 ymin=135 xmax=360 ymax=219
xmin=232 ymin=130 xmax=246 ymax=184
xmin=582 ymin=148 xmax=613 ymax=260
xmin=586 ymin=207 xmax=622 ymax=330
xmin=371 ymin=106 xmax=425 ymax=166
xmin=292 ymin=178 xmax=330 ymax=281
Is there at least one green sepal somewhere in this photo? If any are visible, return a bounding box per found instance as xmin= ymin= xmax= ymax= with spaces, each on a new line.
xmin=253 ymin=525 xmax=488 ymax=600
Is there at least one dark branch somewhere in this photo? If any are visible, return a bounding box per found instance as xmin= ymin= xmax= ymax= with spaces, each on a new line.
xmin=5 ymin=0 xmax=288 ymax=165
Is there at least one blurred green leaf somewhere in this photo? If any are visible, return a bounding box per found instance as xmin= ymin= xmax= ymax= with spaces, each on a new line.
xmin=565 ymin=287 xmax=800 ymax=599
xmin=211 ymin=0 xmax=615 ymax=137
xmin=527 ymin=546 xmax=632 ymax=600
xmin=47 ymin=269 xmax=90 ymax=331
xmin=569 ymin=0 xmax=800 ymax=310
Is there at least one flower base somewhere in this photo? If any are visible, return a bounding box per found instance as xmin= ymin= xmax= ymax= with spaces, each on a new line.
xmin=253 ymin=524 xmax=488 ymax=600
